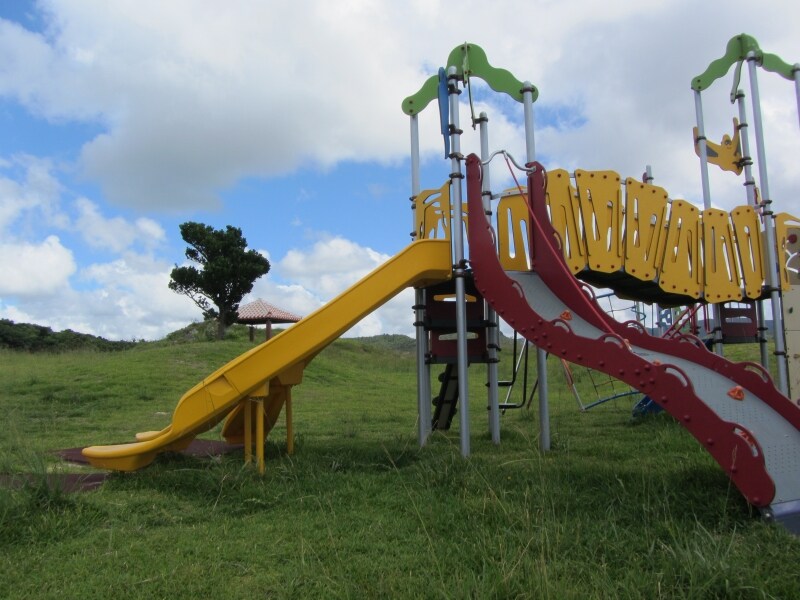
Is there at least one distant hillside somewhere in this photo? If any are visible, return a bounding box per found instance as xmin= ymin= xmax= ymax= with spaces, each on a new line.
xmin=164 ymin=320 xmax=239 ymax=343
xmin=350 ymin=334 xmax=416 ymax=353
xmin=162 ymin=321 xmax=418 ymax=349
xmin=0 ymin=319 xmax=137 ymax=353
xmin=1 ymin=316 xmax=502 ymax=355
xmin=162 ymin=321 xmax=289 ymax=344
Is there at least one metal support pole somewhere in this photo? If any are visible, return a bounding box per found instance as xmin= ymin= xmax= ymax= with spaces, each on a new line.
xmin=523 ymin=81 xmax=550 ymax=452
xmin=448 ymin=67 xmax=470 ymax=457
xmin=478 ymin=111 xmax=501 ymax=445
xmin=693 ymin=92 xmax=713 ymax=205
xmin=793 ymin=64 xmax=800 ymax=129
xmin=693 ymin=90 xmax=724 ymax=355
xmin=523 ymin=81 xmax=537 ymax=160
xmin=735 ymin=91 xmax=757 ymax=207
xmin=410 ymin=114 xmax=432 ymax=446
xmin=644 ymin=166 xmax=666 ymax=338
xmin=735 ymin=89 xmax=770 ymax=369
xmin=747 ymin=52 xmax=789 ymax=394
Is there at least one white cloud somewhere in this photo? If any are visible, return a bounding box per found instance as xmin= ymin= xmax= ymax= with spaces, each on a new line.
xmin=279 ymin=236 xmax=389 ymax=297
xmin=0 ymin=174 xmax=25 ymax=231
xmin=6 ymin=1 xmax=793 ymax=213
xmin=0 ymin=235 xmax=76 ymax=296
xmin=0 ymin=232 xmax=419 ymax=340
xmin=2 ymin=1 xmax=425 ymax=209
xmin=77 ymin=252 xmax=198 ymax=337
xmin=135 ymin=216 xmax=166 ymax=245
xmin=247 ymin=235 xmax=421 ymax=338
xmin=0 ymin=302 xmax=35 ymax=324
xmin=0 ymin=252 xmax=198 ymax=340
xmin=0 ymin=155 xmax=65 ymax=233
xmin=528 ymin=12 xmax=800 ymax=216
xmin=254 ymin=248 xmax=270 ymax=261
xmin=74 ymin=197 xmax=165 ymax=252
xmin=246 ymin=280 xmax=322 ymax=321
xmin=0 ymin=157 xmax=194 ymax=338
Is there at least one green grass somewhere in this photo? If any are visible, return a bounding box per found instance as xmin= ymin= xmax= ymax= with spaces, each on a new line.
xmin=0 ymin=330 xmax=798 ymax=598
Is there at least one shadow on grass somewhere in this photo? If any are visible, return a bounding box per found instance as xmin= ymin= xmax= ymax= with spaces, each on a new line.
xmin=0 ymin=452 xmax=108 ymax=548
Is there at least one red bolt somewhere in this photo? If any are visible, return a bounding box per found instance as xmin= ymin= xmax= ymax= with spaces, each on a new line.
xmin=728 ymin=386 xmax=745 ymax=401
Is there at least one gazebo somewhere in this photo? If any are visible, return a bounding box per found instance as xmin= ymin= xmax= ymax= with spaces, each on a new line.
xmin=236 ymin=298 xmax=302 ymax=341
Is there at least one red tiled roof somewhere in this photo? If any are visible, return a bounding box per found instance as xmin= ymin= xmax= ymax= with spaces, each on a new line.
xmin=237 ymin=298 xmax=302 ymax=324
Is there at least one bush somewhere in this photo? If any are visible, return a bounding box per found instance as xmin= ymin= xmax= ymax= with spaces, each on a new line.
xmin=0 ymin=319 xmax=136 ymax=353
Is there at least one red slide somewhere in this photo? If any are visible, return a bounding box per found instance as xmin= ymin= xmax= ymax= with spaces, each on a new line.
xmin=464 ymin=153 xmax=800 ymax=531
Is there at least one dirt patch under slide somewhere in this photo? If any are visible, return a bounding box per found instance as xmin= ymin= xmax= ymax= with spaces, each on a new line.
xmin=0 ymin=440 xmax=245 ymax=494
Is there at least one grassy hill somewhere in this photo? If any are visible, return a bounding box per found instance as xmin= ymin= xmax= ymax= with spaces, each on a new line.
xmin=0 ymin=331 xmax=798 ymax=598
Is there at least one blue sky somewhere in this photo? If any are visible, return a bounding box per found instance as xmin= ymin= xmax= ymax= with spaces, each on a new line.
xmin=1 ymin=1 xmax=799 ymax=340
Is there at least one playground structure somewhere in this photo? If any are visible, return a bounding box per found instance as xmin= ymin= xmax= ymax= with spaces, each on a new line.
xmin=82 ymin=37 xmax=800 ymax=532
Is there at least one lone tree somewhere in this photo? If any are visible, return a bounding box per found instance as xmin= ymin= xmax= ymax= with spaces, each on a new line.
xmin=169 ymin=222 xmax=270 ymax=340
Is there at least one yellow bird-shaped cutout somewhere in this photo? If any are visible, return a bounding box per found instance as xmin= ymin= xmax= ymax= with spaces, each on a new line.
xmin=693 ymin=118 xmax=743 ymax=175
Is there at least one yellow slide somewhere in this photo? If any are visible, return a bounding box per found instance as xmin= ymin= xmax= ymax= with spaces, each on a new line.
xmin=82 ymin=239 xmax=452 ymax=471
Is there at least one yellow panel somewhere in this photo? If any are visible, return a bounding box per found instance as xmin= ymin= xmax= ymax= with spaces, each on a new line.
xmin=277 ymin=362 xmax=305 ymax=386
xmin=783 ymin=225 xmax=800 ymax=288
xmin=692 ymin=118 xmax=743 ymax=175
xmin=774 ymin=213 xmax=800 ymax=291
xmin=575 ymin=170 xmax=623 ymax=273
xmin=623 ymin=178 xmax=668 ymax=282
xmin=496 ymin=191 xmax=531 ymax=271
xmin=415 ymin=181 xmax=451 ymax=241
xmin=433 ymin=293 xmax=478 ymax=302
xmin=784 ymin=283 xmax=800 ymax=397
xmin=702 ymin=208 xmax=743 ymax=303
xmin=221 ymin=383 xmax=287 ymax=445
xmin=659 ymin=200 xmax=703 ymax=299
xmin=730 ymin=205 xmax=764 ymax=299
xmin=134 ymin=430 xmax=163 ymax=442
xmin=546 ymin=169 xmax=586 ymax=274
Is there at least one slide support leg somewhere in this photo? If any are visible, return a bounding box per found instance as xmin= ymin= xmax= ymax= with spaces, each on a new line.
xmin=244 ymin=398 xmax=253 ymax=465
xmin=286 ymin=389 xmax=294 ymax=456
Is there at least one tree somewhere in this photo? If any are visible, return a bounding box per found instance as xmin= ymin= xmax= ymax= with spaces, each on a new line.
xmin=169 ymin=222 xmax=270 ymax=340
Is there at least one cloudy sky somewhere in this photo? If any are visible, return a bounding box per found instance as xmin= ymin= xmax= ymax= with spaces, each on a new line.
xmin=1 ymin=1 xmax=799 ymax=340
